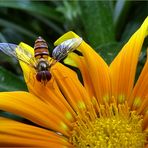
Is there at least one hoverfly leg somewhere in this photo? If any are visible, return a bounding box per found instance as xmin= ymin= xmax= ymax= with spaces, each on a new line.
xmin=48 ymin=58 xmax=57 ymax=68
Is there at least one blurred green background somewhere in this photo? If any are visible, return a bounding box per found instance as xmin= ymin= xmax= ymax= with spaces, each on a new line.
xmin=0 ymin=0 xmax=147 ymax=91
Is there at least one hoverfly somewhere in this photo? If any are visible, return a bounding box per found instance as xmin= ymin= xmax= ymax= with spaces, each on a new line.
xmin=0 ymin=36 xmax=82 ymax=85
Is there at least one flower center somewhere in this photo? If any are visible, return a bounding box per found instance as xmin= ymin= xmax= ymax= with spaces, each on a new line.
xmin=70 ymin=102 xmax=146 ymax=148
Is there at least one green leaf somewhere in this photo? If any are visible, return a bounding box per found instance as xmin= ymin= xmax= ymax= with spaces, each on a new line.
xmin=0 ymin=0 xmax=63 ymax=22
xmin=0 ymin=33 xmax=7 ymax=42
xmin=97 ymin=42 xmax=122 ymax=64
xmin=121 ymin=1 xmax=148 ymax=42
xmin=0 ymin=66 xmax=27 ymax=91
xmin=113 ymin=0 xmax=131 ymax=39
xmin=0 ymin=18 xmax=37 ymax=39
xmin=79 ymin=1 xmax=115 ymax=48
xmin=56 ymin=0 xmax=81 ymax=30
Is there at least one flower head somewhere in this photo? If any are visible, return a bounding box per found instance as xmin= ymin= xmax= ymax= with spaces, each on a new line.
xmin=0 ymin=17 xmax=148 ymax=147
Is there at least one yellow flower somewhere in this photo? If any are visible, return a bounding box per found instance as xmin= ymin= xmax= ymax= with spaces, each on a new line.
xmin=0 ymin=17 xmax=148 ymax=147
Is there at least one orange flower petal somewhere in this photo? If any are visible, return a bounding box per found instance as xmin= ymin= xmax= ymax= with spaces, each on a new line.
xmin=110 ymin=17 xmax=148 ymax=103
xmin=65 ymin=53 xmax=95 ymax=99
xmin=29 ymin=80 xmax=76 ymax=121
xmin=54 ymin=31 xmax=111 ymax=104
xmin=0 ymin=117 xmax=72 ymax=147
xmin=129 ymin=50 xmax=148 ymax=112
xmin=142 ymin=111 xmax=148 ymax=130
xmin=0 ymin=92 xmax=71 ymax=136
xmin=52 ymin=62 xmax=93 ymax=115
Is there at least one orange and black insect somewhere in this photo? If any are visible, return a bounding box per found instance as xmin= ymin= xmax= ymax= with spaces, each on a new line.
xmin=0 ymin=36 xmax=82 ymax=85
xmin=34 ymin=37 xmax=51 ymax=83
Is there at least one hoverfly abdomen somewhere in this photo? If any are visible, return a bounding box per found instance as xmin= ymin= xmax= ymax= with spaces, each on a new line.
xmin=34 ymin=36 xmax=49 ymax=59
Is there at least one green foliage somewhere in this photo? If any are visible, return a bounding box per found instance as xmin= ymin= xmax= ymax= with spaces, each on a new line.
xmin=80 ymin=1 xmax=115 ymax=48
xmin=97 ymin=42 xmax=122 ymax=65
xmin=0 ymin=0 xmax=147 ymax=92
xmin=0 ymin=66 xmax=27 ymax=91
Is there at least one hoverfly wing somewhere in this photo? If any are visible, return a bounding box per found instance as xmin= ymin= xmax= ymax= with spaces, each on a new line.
xmin=52 ymin=37 xmax=82 ymax=62
xmin=0 ymin=43 xmax=36 ymax=68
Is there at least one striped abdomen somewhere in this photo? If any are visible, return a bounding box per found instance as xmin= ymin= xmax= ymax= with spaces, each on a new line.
xmin=34 ymin=36 xmax=49 ymax=59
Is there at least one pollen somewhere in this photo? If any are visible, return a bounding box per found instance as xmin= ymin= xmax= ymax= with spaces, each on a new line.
xmin=65 ymin=112 xmax=73 ymax=120
xmin=118 ymin=94 xmax=125 ymax=103
xmin=77 ymin=101 xmax=86 ymax=109
xmin=60 ymin=122 xmax=68 ymax=131
xmin=70 ymin=101 xmax=146 ymax=148
xmin=133 ymin=97 xmax=141 ymax=107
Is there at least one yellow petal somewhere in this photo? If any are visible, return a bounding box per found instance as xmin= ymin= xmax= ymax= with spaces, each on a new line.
xmin=129 ymin=50 xmax=148 ymax=112
xmin=52 ymin=62 xmax=93 ymax=115
xmin=26 ymin=67 xmax=76 ymax=122
xmin=19 ymin=42 xmax=34 ymax=55
xmin=0 ymin=92 xmax=71 ymax=136
xmin=64 ymin=52 xmax=95 ymax=99
xmin=0 ymin=117 xmax=72 ymax=147
xmin=110 ymin=17 xmax=148 ymax=103
xmin=54 ymin=31 xmax=80 ymax=52
xmin=54 ymin=31 xmax=111 ymax=104
xmin=28 ymin=79 xmax=76 ymax=121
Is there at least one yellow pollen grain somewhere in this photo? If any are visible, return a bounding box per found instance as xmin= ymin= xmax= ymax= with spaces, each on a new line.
xmin=133 ymin=97 xmax=141 ymax=107
xmin=70 ymin=103 xmax=146 ymax=148
xmin=77 ymin=101 xmax=86 ymax=109
xmin=103 ymin=94 xmax=109 ymax=103
xmin=65 ymin=112 xmax=73 ymax=120
xmin=60 ymin=122 xmax=68 ymax=131
xmin=118 ymin=94 xmax=125 ymax=103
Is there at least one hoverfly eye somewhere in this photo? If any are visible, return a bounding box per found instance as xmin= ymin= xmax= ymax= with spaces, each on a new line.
xmin=36 ymin=72 xmax=42 ymax=82
xmin=36 ymin=71 xmax=52 ymax=82
xmin=45 ymin=71 xmax=52 ymax=81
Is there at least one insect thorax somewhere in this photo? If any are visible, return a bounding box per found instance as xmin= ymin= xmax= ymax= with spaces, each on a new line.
xmin=36 ymin=59 xmax=49 ymax=72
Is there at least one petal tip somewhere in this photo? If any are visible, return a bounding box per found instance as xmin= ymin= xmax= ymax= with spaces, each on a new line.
xmin=54 ymin=31 xmax=79 ymax=46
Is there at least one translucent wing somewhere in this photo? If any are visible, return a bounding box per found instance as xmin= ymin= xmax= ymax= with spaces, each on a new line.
xmin=0 ymin=43 xmax=36 ymax=68
xmin=52 ymin=37 xmax=82 ymax=62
